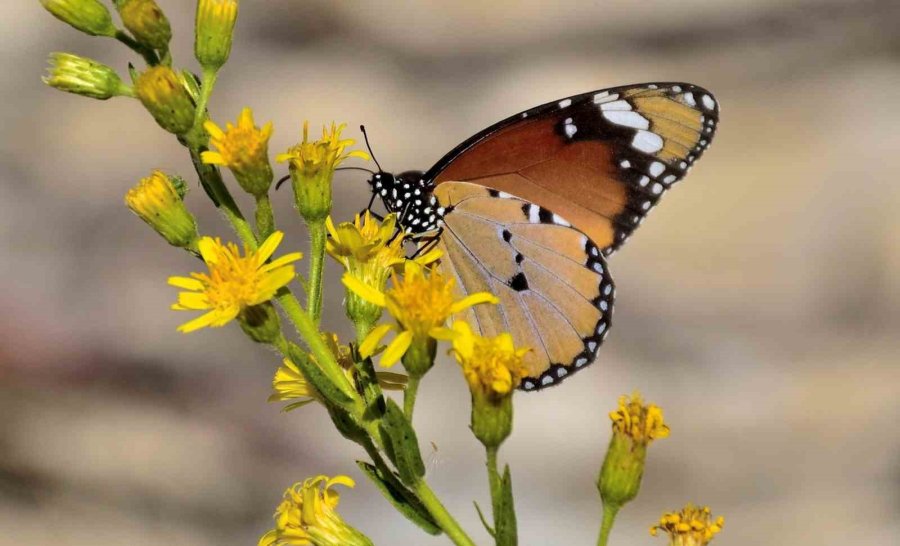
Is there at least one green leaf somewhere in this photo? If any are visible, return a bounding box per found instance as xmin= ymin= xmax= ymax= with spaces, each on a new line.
xmin=379 ymin=398 xmax=425 ymax=485
xmin=473 ymin=501 xmax=496 ymax=538
xmin=494 ymin=465 xmax=518 ymax=546
xmin=357 ymin=461 xmax=441 ymax=536
xmin=288 ymin=343 xmax=354 ymax=409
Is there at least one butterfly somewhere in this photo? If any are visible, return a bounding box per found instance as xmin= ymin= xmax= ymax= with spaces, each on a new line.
xmin=364 ymin=82 xmax=719 ymax=390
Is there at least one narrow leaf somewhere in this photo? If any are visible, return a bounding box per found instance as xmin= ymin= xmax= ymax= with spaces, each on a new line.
xmin=379 ymin=398 xmax=425 ymax=484
xmin=357 ymin=461 xmax=441 ymax=536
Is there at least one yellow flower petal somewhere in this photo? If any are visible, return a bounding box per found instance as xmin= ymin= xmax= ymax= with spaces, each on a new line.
xmin=168 ymin=276 xmax=204 ymax=290
xmin=257 ymin=230 xmax=284 ymax=263
xmin=342 ymin=273 xmax=387 ymax=307
xmin=359 ymin=323 xmax=393 ymax=358
xmin=381 ymin=330 xmax=413 ymax=367
xmin=449 ymin=291 xmax=499 ymax=314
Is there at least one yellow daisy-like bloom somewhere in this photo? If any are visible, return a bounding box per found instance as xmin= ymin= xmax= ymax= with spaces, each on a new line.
xmin=276 ymin=122 xmax=370 ymax=222
xmin=259 ymin=476 xmax=373 ymax=546
xmin=650 ymin=504 xmax=724 ymax=546
xmin=609 ymin=391 xmax=670 ymax=444
xmin=449 ymin=321 xmax=530 ymax=398
xmin=344 ymin=262 xmax=498 ymax=368
xmin=202 ymin=107 xmax=274 ymax=197
xmin=276 ymin=122 xmax=369 ymax=179
xmin=269 ymin=333 xmax=406 ymax=411
xmin=168 ymin=231 xmax=302 ymax=333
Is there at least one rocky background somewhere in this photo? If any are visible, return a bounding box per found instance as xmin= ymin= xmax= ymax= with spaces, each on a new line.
xmin=2 ymin=1 xmax=900 ymax=544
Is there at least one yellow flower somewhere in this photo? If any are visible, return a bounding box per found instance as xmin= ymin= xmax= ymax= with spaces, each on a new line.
xmin=195 ymin=0 xmax=238 ymax=70
xmin=448 ymin=321 xmax=529 ymax=447
xmin=202 ymin=107 xmax=274 ymax=197
xmin=269 ymin=334 xmax=406 ymax=411
xmin=650 ymin=504 xmax=724 ymax=546
xmin=259 ymin=476 xmax=373 ymax=546
xmin=44 ymin=52 xmax=131 ymax=100
xmin=449 ymin=321 xmax=530 ymax=398
xmin=609 ymin=392 xmax=670 ymax=444
xmin=345 ymin=262 xmax=498 ymax=368
xmin=135 ymin=66 xmax=196 ymax=135
xmin=124 ymin=170 xmax=197 ymax=248
xmin=598 ymin=391 xmax=669 ymax=509
xmin=276 ymin=122 xmax=369 ymax=179
xmin=276 ymin=122 xmax=370 ymax=222
xmin=168 ymin=231 xmax=302 ymax=333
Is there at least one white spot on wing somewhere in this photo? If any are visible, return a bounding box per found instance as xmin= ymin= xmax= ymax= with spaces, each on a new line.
xmin=541 ymin=376 xmax=553 ymax=386
xmin=619 ymin=159 xmax=631 ymax=169
xmin=632 ymin=130 xmax=663 ymax=153
xmin=600 ymin=99 xmax=632 ymax=111
xmin=663 ymin=174 xmax=677 ymax=184
xmin=649 ymin=161 xmax=665 ymax=177
xmin=528 ymin=205 xmax=540 ymax=223
xmin=638 ymin=175 xmax=649 ymax=187
xmin=602 ymin=110 xmax=650 ymax=130
xmin=564 ymin=122 xmax=577 ymax=138
xmin=683 ymin=92 xmax=696 ymax=107
xmin=593 ymin=91 xmax=619 ymax=104
xmin=701 ymin=94 xmax=716 ymax=110
xmin=558 ymin=98 xmax=572 ymax=108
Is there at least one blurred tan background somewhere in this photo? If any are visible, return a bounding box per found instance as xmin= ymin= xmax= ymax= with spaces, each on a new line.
xmin=2 ymin=1 xmax=900 ymax=544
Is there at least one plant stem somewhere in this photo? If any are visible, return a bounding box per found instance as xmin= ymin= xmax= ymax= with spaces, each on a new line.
xmin=274 ymin=289 xmax=355 ymax=398
xmin=114 ymin=30 xmax=159 ymax=65
xmin=486 ymin=445 xmax=501 ymax=512
xmin=255 ymin=194 xmax=275 ymax=240
xmin=306 ymin=220 xmax=326 ymax=323
xmin=354 ymin=317 xmax=375 ymax=346
xmin=411 ymin=479 xmax=478 ymax=546
xmin=404 ymin=375 xmax=421 ymax=421
xmin=597 ymin=502 xmax=620 ymax=546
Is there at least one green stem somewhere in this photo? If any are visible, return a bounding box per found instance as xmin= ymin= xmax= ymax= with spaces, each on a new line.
xmin=114 ymin=30 xmax=159 ymax=65
xmin=486 ymin=446 xmax=501 ymax=513
xmin=306 ymin=220 xmax=327 ymax=323
xmin=404 ymin=375 xmax=421 ymax=421
xmin=274 ymin=289 xmax=354 ymax=398
xmin=255 ymin=194 xmax=276 ymax=240
xmin=355 ymin=317 xmax=375 ymax=346
xmin=188 ymin=148 xmax=258 ymax=248
xmin=411 ymin=480 xmax=478 ymax=546
xmin=597 ymin=502 xmax=620 ymax=546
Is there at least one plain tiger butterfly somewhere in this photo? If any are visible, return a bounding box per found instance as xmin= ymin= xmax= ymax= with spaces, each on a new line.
xmin=365 ymin=82 xmax=719 ymax=391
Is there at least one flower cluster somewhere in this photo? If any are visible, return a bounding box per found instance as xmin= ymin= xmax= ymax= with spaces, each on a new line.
xmin=39 ymin=4 xmax=728 ymax=546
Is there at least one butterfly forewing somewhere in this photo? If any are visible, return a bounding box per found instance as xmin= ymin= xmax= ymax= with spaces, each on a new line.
xmin=427 ymin=82 xmax=719 ymax=254
xmin=433 ymin=182 xmax=614 ymax=390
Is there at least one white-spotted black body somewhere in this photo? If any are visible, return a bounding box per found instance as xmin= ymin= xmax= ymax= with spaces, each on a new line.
xmin=369 ymin=170 xmax=445 ymax=236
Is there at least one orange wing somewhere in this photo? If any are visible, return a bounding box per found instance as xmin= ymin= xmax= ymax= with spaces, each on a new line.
xmin=427 ymin=83 xmax=719 ymax=254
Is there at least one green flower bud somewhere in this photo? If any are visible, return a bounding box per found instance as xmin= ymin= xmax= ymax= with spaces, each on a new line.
xmin=194 ymin=0 xmax=238 ymax=71
xmin=117 ymin=0 xmax=172 ymax=51
xmin=124 ymin=170 xmax=199 ymax=249
xmin=43 ymin=53 xmax=132 ymax=100
xmin=40 ymin=0 xmax=117 ymax=37
xmin=135 ymin=66 xmax=196 ymax=135
xmin=238 ymin=302 xmax=281 ymax=344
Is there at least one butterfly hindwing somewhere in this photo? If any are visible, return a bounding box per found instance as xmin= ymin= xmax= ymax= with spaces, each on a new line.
xmin=433 ymin=181 xmax=614 ymax=390
xmin=427 ymin=82 xmax=719 ymax=254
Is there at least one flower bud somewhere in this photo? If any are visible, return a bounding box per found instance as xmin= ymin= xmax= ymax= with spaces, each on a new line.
xmin=195 ymin=0 xmax=238 ymax=71
xmin=238 ymin=302 xmax=281 ymax=344
xmin=117 ymin=0 xmax=172 ymax=51
xmin=598 ymin=392 xmax=669 ymax=509
xmin=135 ymin=66 xmax=196 ymax=135
xmin=40 ymin=0 xmax=117 ymax=37
xmin=125 ymin=170 xmax=198 ymax=248
xmin=43 ymin=53 xmax=131 ymax=100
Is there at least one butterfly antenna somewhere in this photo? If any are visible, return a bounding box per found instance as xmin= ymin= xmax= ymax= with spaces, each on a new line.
xmin=335 ymin=166 xmax=376 ymax=174
xmin=359 ymin=125 xmax=383 ymax=172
